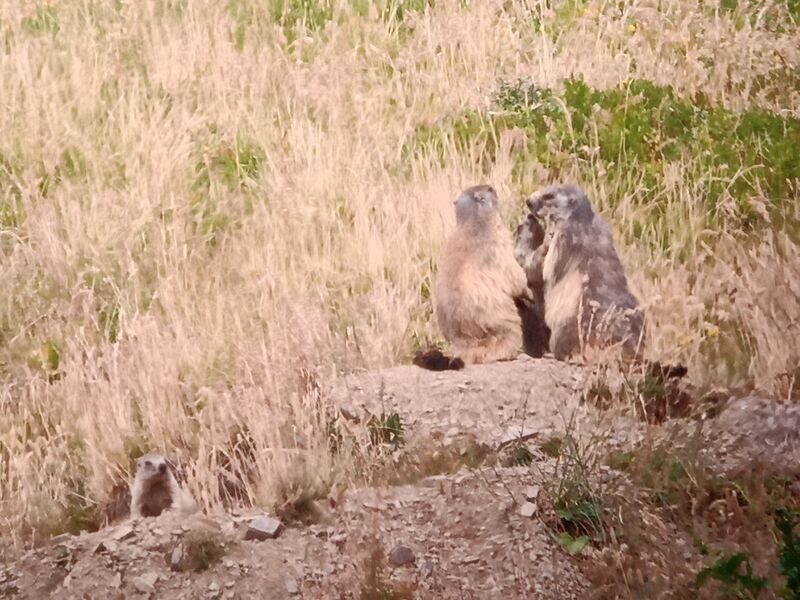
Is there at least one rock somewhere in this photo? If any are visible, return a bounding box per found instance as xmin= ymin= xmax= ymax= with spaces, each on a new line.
xmin=91 ymin=541 xmax=108 ymax=554
xmin=285 ymin=578 xmax=300 ymax=595
xmin=169 ymin=545 xmax=184 ymax=571
xmin=389 ymin=544 xmax=415 ymax=567
xmin=520 ymin=502 xmax=538 ymax=518
xmin=132 ymin=572 xmax=159 ymax=594
xmin=110 ymin=572 xmax=122 ymax=588
xmin=110 ymin=525 xmax=136 ymax=542
xmin=49 ymin=533 xmax=73 ymax=545
xmin=243 ymin=516 xmax=283 ymax=541
xmin=525 ymin=485 xmax=540 ymax=501
xmin=421 ymin=559 xmax=435 ymax=578
xmin=498 ymin=426 xmax=538 ymax=449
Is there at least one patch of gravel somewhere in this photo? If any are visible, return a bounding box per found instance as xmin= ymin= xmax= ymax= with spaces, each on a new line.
xmin=328 ymin=356 xmax=645 ymax=451
xmin=3 ymin=357 xmax=798 ymax=600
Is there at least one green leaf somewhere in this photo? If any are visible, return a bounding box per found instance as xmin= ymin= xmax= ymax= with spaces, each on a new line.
xmin=558 ymin=533 xmax=589 ymax=556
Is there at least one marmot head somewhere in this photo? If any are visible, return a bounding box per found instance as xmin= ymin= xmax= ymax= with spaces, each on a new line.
xmin=454 ymin=184 xmax=498 ymax=226
xmin=135 ymin=453 xmax=170 ymax=483
xmin=526 ymin=184 xmax=594 ymax=225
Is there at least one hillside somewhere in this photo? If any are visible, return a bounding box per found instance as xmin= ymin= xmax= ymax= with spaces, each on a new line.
xmin=1 ymin=0 xmax=799 ymax=597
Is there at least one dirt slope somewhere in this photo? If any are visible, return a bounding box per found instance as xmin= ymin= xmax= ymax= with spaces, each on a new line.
xmin=2 ymin=356 xmax=798 ymax=599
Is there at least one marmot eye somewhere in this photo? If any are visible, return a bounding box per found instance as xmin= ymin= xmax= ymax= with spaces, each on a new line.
xmin=144 ymin=461 xmax=151 ymax=468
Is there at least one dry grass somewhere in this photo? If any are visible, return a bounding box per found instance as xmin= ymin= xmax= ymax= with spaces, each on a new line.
xmin=0 ymin=0 xmax=798 ymax=548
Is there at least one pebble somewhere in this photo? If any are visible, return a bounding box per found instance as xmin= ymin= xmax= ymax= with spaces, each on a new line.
xmin=389 ymin=544 xmax=415 ymax=567
xmin=520 ymin=502 xmax=538 ymax=518
xmin=244 ymin=516 xmax=283 ymax=541
xmin=285 ymin=578 xmax=300 ymax=595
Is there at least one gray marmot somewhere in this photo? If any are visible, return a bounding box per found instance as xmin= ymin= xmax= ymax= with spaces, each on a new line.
xmin=517 ymin=184 xmax=646 ymax=362
xmin=414 ymin=184 xmax=549 ymax=370
xmin=130 ymin=453 xmax=198 ymax=518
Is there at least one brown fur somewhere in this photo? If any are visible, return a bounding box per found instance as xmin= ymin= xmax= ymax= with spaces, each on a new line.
xmin=514 ymin=212 xmax=551 ymax=357
xmin=519 ymin=184 xmax=646 ymax=362
xmin=130 ymin=453 xmax=198 ymax=519
xmin=415 ymin=185 xmax=535 ymax=370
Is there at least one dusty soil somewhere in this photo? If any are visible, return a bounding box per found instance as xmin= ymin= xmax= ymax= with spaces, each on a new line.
xmin=2 ymin=356 xmax=798 ymax=599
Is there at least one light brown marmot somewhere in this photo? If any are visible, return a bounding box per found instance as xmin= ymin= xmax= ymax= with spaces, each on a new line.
xmin=130 ymin=453 xmax=198 ymax=518
xmin=517 ymin=184 xmax=646 ymax=362
xmin=414 ymin=184 xmax=549 ymax=370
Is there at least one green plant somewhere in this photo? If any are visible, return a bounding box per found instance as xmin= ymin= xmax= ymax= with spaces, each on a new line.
xmin=367 ymin=412 xmax=405 ymax=450
xmin=407 ymin=77 xmax=800 ymax=243
xmin=777 ymin=509 xmax=800 ymax=599
xmin=501 ymin=444 xmax=534 ymax=467
xmin=695 ymin=551 xmax=768 ymax=599
xmin=181 ymin=529 xmax=228 ymax=572
xmin=546 ymin=420 xmax=606 ymax=543
xmin=22 ymin=5 xmax=59 ymax=36
xmin=558 ymin=532 xmax=590 ymax=556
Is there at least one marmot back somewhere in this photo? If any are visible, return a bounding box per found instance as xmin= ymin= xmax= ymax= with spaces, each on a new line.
xmin=415 ymin=184 xmax=548 ymax=369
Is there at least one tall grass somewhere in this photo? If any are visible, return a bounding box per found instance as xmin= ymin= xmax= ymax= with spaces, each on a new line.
xmin=0 ymin=0 xmax=798 ymax=547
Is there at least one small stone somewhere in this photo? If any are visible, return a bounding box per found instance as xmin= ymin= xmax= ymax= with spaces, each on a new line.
xmin=519 ymin=502 xmax=537 ymax=518
xmin=285 ymin=578 xmax=299 ymax=595
xmin=50 ymin=533 xmax=72 ymax=545
xmin=132 ymin=572 xmax=158 ymax=594
xmin=421 ymin=559 xmax=434 ymax=578
xmin=110 ymin=525 xmax=136 ymax=542
xmin=389 ymin=544 xmax=415 ymax=567
xmin=499 ymin=426 xmax=538 ymax=448
xmin=110 ymin=572 xmax=122 ymax=588
xmin=525 ymin=485 xmax=540 ymax=501
xmin=244 ymin=516 xmax=283 ymax=541
xmin=208 ymin=582 xmax=220 ymax=592
xmin=91 ymin=541 xmax=108 ymax=555
xmin=169 ymin=546 xmax=184 ymax=571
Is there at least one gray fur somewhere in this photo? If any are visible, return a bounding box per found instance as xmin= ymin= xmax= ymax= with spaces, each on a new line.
xmin=518 ymin=184 xmax=646 ymax=361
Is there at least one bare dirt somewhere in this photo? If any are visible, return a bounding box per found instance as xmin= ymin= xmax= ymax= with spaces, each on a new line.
xmin=2 ymin=356 xmax=798 ymax=599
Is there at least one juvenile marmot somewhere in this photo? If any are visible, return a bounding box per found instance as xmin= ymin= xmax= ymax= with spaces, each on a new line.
xmin=130 ymin=453 xmax=199 ymax=518
xmin=517 ymin=184 xmax=646 ymax=362
xmin=414 ymin=184 xmax=549 ymax=370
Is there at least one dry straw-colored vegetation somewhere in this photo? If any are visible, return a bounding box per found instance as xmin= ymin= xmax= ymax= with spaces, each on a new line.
xmin=0 ymin=0 xmax=798 ymax=549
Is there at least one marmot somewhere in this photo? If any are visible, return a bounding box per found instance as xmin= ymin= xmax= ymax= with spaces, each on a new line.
xmin=414 ymin=184 xmax=549 ymax=370
xmin=130 ymin=453 xmax=199 ymax=518
xmin=518 ymin=184 xmax=646 ymax=362
xmin=514 ymin=212 xmax=552 ymax=357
